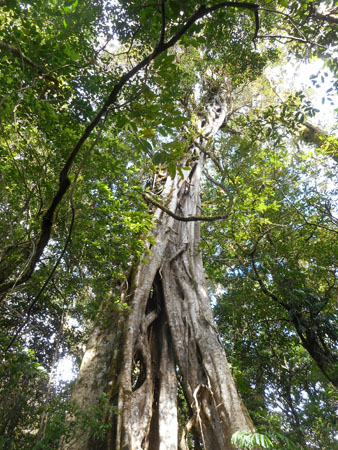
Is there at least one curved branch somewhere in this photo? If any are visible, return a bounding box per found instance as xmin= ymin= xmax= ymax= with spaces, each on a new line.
xmin=4 ymin=202 xmax=75 ymax=352
xmin=143 ymin=192 xmax=233 ymax=222
xmin=249 ymin=254 xmax=290 ymax=310
xmin=260 ymin=8 xmax=307 ymax=40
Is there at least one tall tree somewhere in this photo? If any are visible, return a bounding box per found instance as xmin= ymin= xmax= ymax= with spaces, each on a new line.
xmin=1 ymin=1 xmax=337 ymax=449
xmin=62 ymin=74 xmax=257 ymax=449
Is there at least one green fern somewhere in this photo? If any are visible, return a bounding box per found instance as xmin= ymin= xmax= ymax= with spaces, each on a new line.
xmin=231 ymin=430 xmax=298 ymax=449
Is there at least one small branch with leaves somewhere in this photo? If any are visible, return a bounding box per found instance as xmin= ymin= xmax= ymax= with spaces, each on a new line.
xmin=0 ymin=40 xmax=59 ymax=85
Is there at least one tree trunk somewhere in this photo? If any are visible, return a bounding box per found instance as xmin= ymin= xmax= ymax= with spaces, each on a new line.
xmin=300 ymin=122 xmax=338 ymax=164
xmin=60 ymin=84 xmax=254 ymax=450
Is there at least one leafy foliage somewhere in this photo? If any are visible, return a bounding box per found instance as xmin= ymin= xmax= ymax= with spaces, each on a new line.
xmin=231 ymin=429 xmax=297 ymax=449
xmin=0 ymin=0 xmax=338 ymax=448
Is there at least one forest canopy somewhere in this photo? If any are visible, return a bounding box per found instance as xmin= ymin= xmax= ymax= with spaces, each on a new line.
xmin=0 ymin=1 xmax=338 ymax=449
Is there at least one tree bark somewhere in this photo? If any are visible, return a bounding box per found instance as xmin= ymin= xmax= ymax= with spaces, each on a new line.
xmin=300 ymin=122 xmax=338 ymax=164
xmin=60 ymin=83 xmax=254 ymax=450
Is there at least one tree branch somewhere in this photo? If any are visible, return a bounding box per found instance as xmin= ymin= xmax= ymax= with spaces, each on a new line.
xmin=4 ymin=202 xmax=75 ymax=351
xmin=312 ymin=10 xmax=338 ymax=25
xmin=260 ymin=8 xmax=307 ymax=41
xmin=249 ymin=254 xmax=289 ymax=309
xmin=0 ymin=40 xmax=58 ymax=84
xmin=157 ymin=0 xmax=166 ymax=49
xmin=257 ymin=34 xmax=327 ymax=49
xmin=143 ymin=192 xmax=232 ymax=222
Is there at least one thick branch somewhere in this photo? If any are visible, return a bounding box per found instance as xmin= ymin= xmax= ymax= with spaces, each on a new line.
xmin=143 ymin=192 xmax=232 ymax=222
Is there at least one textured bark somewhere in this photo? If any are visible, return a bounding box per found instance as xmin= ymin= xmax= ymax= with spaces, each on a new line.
xmin=61 ymin=83 xmax=254 ymax=449
xmin=300 ymin=122 xmax=338 ymax=164
xmin=161 ymin=156 xmax=254 ymax=449
xmin=290 ymin=310 xmax=338 ymax=388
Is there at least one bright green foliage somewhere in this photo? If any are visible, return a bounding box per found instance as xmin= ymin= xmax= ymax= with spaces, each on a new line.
xmin=231 ymin=429 xmax=298 ymax=449
xmin=201 ymin=78 xmax=338 ymax=446
xmin=0 ymin=0 xmax=338 ymax=448
xmin=0 ymin=336 xmax=49 ymax=448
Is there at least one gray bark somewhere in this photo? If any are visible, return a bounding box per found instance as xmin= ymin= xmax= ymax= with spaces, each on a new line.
xmin=60 ymin=82 xmax=254 ymax=450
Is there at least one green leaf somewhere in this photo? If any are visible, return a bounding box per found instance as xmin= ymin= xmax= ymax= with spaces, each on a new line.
xmin=153 ymin=151 xmax=168 ymax=164
xmin=116 ymin=116 xmax=129 ymax=128
xmin=168 ymin=163 xmax=176 ymax=178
